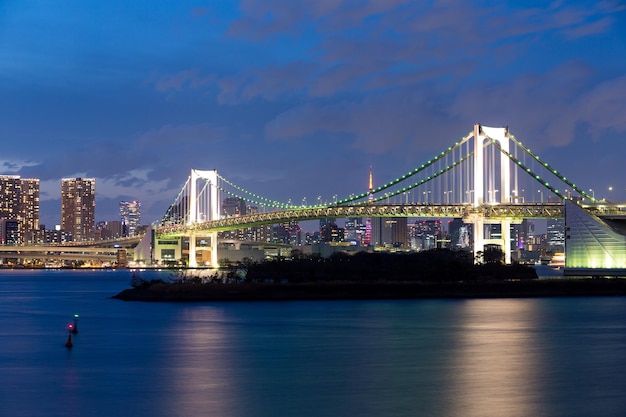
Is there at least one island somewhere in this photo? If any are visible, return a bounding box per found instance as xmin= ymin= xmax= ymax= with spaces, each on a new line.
xmin=112 ymin=250 xmax=626 ymax=301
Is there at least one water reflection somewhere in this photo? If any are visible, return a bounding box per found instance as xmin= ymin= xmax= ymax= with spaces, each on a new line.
xmin=159 ymin=306 xmax=239 ymax=417
xmin=444 ymin=299 xmax=544 ymax=417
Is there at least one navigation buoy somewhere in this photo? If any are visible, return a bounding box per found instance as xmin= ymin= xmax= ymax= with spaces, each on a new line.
xmin=65 ymin=324 xmax=74 ymax=348
xmin=72 ymin=313 xmax=79 ymax=334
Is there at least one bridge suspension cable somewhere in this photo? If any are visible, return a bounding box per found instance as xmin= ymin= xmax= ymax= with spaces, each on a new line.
xmin=506 ymin=133 xmax=595 ymax=202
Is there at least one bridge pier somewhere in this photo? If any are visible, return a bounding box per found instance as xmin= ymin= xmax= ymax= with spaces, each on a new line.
xmin=467 ymin=213 xmax=517 ymax=264
xmin=189 ymin=231 xmax=197 ymax=268
xmin=187 ymin=231 xmax=218 ymax=268
xmin=502 ymin=219 xmax=512 ymax=265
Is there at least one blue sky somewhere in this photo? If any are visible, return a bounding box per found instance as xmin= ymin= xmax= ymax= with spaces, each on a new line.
xmin=1 ymin=0 xmax=625 ymax=228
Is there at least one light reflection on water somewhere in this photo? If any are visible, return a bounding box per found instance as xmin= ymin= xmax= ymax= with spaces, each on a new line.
xmin=1 ymin=270 xmax=626 ymax=417
xmin=444 ymin=299 xmax=543 ymax=417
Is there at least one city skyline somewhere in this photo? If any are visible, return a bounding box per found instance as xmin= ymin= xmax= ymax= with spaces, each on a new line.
xmin=2 ymin=1 xmax=625 ymax=227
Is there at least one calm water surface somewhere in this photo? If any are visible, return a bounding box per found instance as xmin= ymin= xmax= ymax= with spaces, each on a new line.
xmin=1 ymin=269 xmax=625 ymax=417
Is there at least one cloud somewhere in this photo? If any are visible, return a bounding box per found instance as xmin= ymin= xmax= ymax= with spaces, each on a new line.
xmin=449 ymin=61 xmax=626 ymax=148
xmin=577 ymin=74 xmax=626 ymax=135
xmin=0 ymin=159 xmax=40 ymax=173
xmin=265 ymin=90 xmax=461 ymax=155
xmin=149 ymin=69 xmax=215 ymax=92
xmin=217 ymin=62 xmax=314 ymax=104
xmin=215 ymin=1 xmax=621 ymax=106
xmin=137 ymin=123 xmax=227 ymax=147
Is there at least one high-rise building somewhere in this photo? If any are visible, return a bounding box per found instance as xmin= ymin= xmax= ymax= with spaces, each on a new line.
xmin=220 ymin=197 xmax=247 ymax=240
xmin=0 ymin=175 xmax=21 ymax=220
xmin=372 ymin=217 xmax=408 ymax=248
xmin=222 ymin=197 xmax=246 ymax=217
xmin=547 ymin=218 xmax=565 ymax=251
xmin=344 ymin=217 xmax=366 ymax=245
xmin=20 ymin=178 xmax=40 ymax=241
xmin=119 ymin=201 xmax=141 ymax=237
xmin=0 ymin=219 xmax=19 ymax=245
xmin=61 ymin=178 xmax=95 ymax=242
xmin=0 ymin=175 xmax=40 ymax=244
xmin=364 ymin=167 xmax=373 ymax=246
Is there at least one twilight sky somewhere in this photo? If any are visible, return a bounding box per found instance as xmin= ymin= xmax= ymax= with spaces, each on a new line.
xmin=1 ymin=0 xmax=626 ymax=228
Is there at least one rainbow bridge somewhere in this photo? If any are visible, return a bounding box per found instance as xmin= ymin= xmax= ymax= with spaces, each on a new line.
xmin=149 ymin=124 xmax=626 ymax=276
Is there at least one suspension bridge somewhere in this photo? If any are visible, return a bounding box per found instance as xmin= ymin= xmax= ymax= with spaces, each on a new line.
xmin=152 ymin=124 xmax=626 ymax=275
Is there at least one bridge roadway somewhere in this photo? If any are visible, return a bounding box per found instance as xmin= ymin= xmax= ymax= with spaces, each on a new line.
xmin=0 ymin=245 xmax=123 ymax=261
xmin=0 ymin=236 xmax=143 ymax=262
xmin=157 ymin=203 xmax=567 ymax=236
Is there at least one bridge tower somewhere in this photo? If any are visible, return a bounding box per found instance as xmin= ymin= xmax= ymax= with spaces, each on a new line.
xmin=187 ymin=169 xmax=220 ymax=268
xmin=471 ymin=124 xmax=517 ymax=264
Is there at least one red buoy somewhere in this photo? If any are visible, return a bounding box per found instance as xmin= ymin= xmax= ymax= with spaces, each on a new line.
xmin=65 ymin=324 xmax=74 ymax=348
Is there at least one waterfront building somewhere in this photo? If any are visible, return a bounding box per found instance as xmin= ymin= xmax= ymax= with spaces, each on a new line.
xmin=61 ymin=178 xmax=95 ymax=242
xmin=0 ymin=219 xmax=19 ymax=245
xmin=96 ymin=220 xmax=123 ymax=240
xmin=119 ymin=201 xmax=141 ymax=237
xmin=32 ymin=227 xmax=73 ymax=244
xmin=0 ymin=175 xmax=40 ymax=244
xmin=0 ymin=175 xmax=21 ymax=221
xmin=19 ymin=178 xmax=40 ymax=242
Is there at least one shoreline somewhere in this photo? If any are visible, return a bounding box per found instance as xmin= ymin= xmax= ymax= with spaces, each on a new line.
xmin=112 ymin=278 xmax=626 ymax=302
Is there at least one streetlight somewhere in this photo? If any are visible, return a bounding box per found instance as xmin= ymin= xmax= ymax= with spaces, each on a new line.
xmin=537 ymin=189 xmax=543 ymax=203
xmin=302 ymin=197 xmax=307 ymax=207
xmin=466 ymin=190 xmax=474 ymax=204
xmin=443 ymin=190 xmax=452 ymax=204
xmin=589 ymin=189 xmax=595 ymax=200
xmin=422 ymin=191 xmax=431 ymax=204
xmin=487 ymin=190 xmax=499 ymax=203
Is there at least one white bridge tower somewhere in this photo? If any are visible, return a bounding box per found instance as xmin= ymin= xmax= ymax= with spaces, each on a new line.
xmin=187 ymin=169 xmax=220 ymax=268
xmin=470 ymin=124 xmax=518 ymax=264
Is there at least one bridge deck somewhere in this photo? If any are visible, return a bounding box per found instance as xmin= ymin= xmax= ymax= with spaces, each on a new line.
xmin=157 ymin=203 xmax=566 ymax=236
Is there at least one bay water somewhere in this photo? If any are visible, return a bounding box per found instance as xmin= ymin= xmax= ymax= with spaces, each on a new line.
xmin=1 ymin=269 xmax=625 ymax=417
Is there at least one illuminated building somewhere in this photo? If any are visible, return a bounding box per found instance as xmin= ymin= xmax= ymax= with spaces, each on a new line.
xmin=0 ymin=219 xmax=19 ymax=245
xmin=546 ymin=218 xmax=565 ymax=251
xmin=320 ymin=220 xmax=344 ymax=242
xmin=364 ymin=167 xmax=373 ymax=246
xmin=410 ymin=219 xmax=442 ymax=250
xmin=61 ymin=178 xmax=95 ymax=242
xmin=0 ymin=175 xmax=40 ymax=243
xmin=119 ymin=201 xmax=141 ymax=237
xmin=344 ymin=217 xmax=366 ymax=245
xmin=96 ymin=220 xmax=123 ymax=240
xmin=564 ymin=200 xmax=626 ymax=274
xmin=222 ymin=197 xmax=246 ymax=217
xmin=19 ymin=178 xmax=40 ymax=242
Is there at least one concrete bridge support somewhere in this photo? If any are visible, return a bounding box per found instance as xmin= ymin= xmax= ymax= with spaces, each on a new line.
xmin=187 ymin=169 xmax=220 ymax=268
xmin=467 ymin=214 xmax=517 ymax=264
xmin=188 ymin=231 xmax=219 ymax=268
